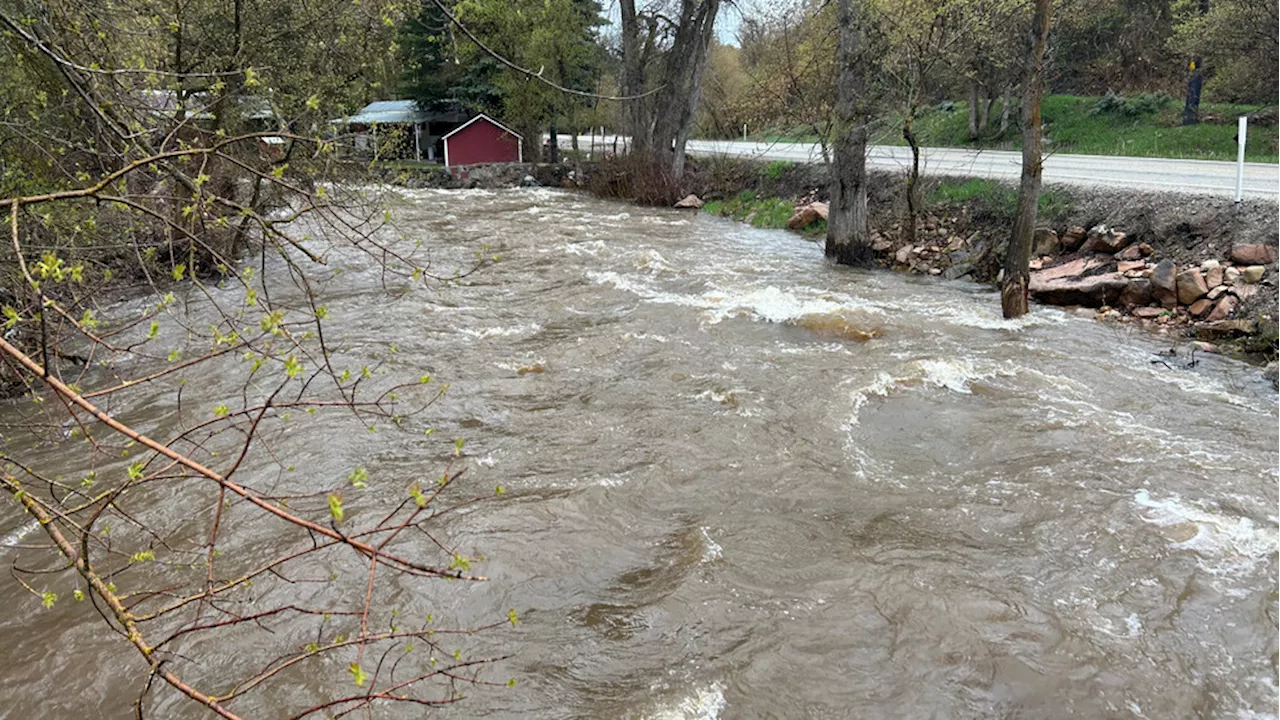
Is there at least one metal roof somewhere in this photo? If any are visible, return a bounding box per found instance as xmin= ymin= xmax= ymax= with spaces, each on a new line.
xmin=335 ymin=100 xmax=427 ymax=125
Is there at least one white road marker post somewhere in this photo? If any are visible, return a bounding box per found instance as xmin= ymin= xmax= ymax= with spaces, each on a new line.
xmin=1235 ymin=115 xmax=1247 ymax=203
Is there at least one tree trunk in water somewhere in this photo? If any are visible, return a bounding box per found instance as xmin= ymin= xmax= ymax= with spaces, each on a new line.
xmin=549 ymin=122 xmax=560 ymax=163
xmin=1000 ymin=0 xmax=1052 ymax=319
xmin=571 ymin=128 xmax=578 ymax=152
xmin=967 ymin=79 xmax=980 ymax=141
xmin=903 ymin=110 xmax=921 ymax=248
xmin=826 ymin=0 xmax=872 ymax=267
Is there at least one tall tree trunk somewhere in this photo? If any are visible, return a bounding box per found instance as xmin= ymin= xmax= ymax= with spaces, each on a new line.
xmin=978 ymin=85 xmax=991 ymax=131
xmin=826 ymin=0 xmax=872 ymax=266
xmin=1001 ymin=0 xmax=1053 ymax=319
xmin=549 ymin=121 xmax=559 ymax=163
xmin=1181 ymin=0 xmax=1210 ymax=126
xmin=903 ymin=108 xmax=922 ymax=249
xmin=998 ymin=83 xmax=1013 ymax=135
xmin=967 ymin=78 xmax=980 ymax=140
xmin=649 ymin=0 xmax=719 ymax=179
xmin=619 ymin=0 xmax=649 ymax=154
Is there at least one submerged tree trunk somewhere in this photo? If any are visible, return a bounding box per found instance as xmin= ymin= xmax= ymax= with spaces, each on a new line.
xmin=549 ymin=121 xmax=560 ymax=163
xmin=1001 ymin=0 xmax=1053 ymax=319
xmin=826 ymin=0 xmax=872 ymax=266
xmin=903 ymin=110 xmax=922 ymax=248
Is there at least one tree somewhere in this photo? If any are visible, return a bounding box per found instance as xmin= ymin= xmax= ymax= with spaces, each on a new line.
xmin=0 ymin=1 xmax=511 ymax=715
xmin=1000 ymin=0 xmax=1053 ymax=319
xmin=619 ymin=0 xmax=722 ymax=179
xmin=1178 ymin=0 xmax=1210 ymax=125
xmin=826 ymin=0 xmax=873 ymax=266
xmin=1170 ymin=0 xmax=1278 ymax=105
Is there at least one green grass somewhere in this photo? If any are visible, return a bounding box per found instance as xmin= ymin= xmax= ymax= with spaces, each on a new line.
xmin=702 ymin=190 xmax=825 ymax=234
xmin=744 ymin=94 xmax=1278 ymax=163
xmin=901 ymin=94 xmax=1277 ymax=163
xmin=929 ymin=178 xmax=1074 ymax=222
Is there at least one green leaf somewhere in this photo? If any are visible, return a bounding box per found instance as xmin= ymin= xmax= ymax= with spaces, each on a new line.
xmin=348 ymin=662 xmax=367 ymax=687
xmin=40 ymin=591 xmax=56 ymax=609
xmin=508 ymin=608 xmax=519 ymax=626
xmin=127 ymin=461 xmax=145 ymax=481
xmin=328 ymin=493 xmax=344 ymax=523
xmin=349 ymin=467 xmax=368 ymax=489
xmin=213 ymin=404 xmax=230 ymax=418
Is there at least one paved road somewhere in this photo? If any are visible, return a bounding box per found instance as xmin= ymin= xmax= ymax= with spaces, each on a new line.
xmin=568 ymin=135 xmax=1279 ymax=200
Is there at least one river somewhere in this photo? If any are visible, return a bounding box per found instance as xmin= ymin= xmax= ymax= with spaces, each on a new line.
xmin=1 ymin=188 xmax=1276 ymax=718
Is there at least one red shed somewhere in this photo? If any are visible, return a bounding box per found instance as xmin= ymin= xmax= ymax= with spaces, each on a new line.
xmin=442 ymin=114 xmax=523 ymax=167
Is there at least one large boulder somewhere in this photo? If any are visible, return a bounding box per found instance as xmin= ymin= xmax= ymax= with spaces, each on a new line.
xmin=1229 ymin=244 xmax=1278 ymax=265
xmin=1264 ymin=361 xmax=1278 ymax=390
xmin=1205 ymin=294 xmax=1238 ymax=322
xmin=1176 ymin=267 xmax=1208 ymax=305
xmin=1060 ymin=226 xmax=1088 ymax=251
xmin=1204 ymin=265 xmax=1224 ymax=288
xmin=1032 ymin=227 xmax=1060 ymax=257
xmin=674 ymin=194 xmax=704 ymax=209
xmin=1150 ymin=259 xmax=1178 ymax=308
xmin=786 ymin=202 xmax=828 ymax=229
xmin=1082 ymin=226 xmax=1132 ymax=254
xmin=1117 ymin=279 xmax=1152 ymax=308
xmin=1030 ymin=271 xmax=1128 ymax=307
xmin=1195 ymin=319 xmax=1256 ymax=340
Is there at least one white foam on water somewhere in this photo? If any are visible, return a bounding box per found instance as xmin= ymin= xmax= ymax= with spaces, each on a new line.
xmin=0 ymin=520 xmax=39 ymax=553
xmin=844 ymin=358 xmax=1007 ymax=425
xmin=456 ymin=323 xmax=542 ymax=340
xmin=563 ymin=240 xmax=607 ymax=256
xmin=699 ymin=527 xmax=723 ymax=563
xmin=647 ymin=683 xmax=726 ymax=720
xmin=1133 ymin=490 xmax=1279 ymax=577
xmin=700 ymin=285 xmax=881 ymax=325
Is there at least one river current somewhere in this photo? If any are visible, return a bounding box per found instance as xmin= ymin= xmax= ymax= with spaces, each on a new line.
xmin=1 ymin=188 xmax=1277 ymax=718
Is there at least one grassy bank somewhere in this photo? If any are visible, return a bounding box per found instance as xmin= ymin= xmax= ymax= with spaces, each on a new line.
xmin=702 ymin=189 xmax=826 ymax=235
xmin=748 ymin=94 xmax=1278 ymax=163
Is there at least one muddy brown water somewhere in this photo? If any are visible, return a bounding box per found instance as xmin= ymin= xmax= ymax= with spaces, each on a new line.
xmin=1 ymin=188 xmax=1277 ymax=718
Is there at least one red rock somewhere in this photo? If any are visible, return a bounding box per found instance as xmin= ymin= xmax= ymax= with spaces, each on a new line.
xmin=1188 ymin=298 xmax=1213 ymax=316
xmin=1030 ymin=272 xmax=1128 ymax=307
xmin=1117 ymin=260 xmax=1145 ymax=273
xmin=1083 ymin=228 xmax=1131 ymax=253
xmin=1115 ymin=244 xmax=1144 ymax=261
xmin=1150 ymin=259 xmax=1178 ymax=308
xmin=1032 ymin=227 xmax=1060 ymax=257
xmin=1061 ymin=226 xmax=1087 ymax=251
xmin=1206 ymin=295 xmax=1238 ymax=322
xmin=674 ymin=194 xmax=704 ymax=209
xmin=1132 ymin=306 xmax=1167 ymax=318
xmin=1205 ymin=265 xmax=1224 ymax=288
xmin=1034 ymin=257 xmax=1107 ymax=282
xmin=786 ymin=202 xmax=828 ymax=229
xmin=1229 ymin=244 xmax=1277 ymax=265
xmin=1138 ymin=243 xmax=1154 ymax=256
xmin=1118 ymin=279 xmax=1152 ymax=307
xmin=1175 ymin=268 xmax=1209 ymax=305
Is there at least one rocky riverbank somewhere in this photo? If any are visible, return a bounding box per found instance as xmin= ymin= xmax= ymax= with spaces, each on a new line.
xmin=373 ymin=157 xmax=1278 ymax=378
